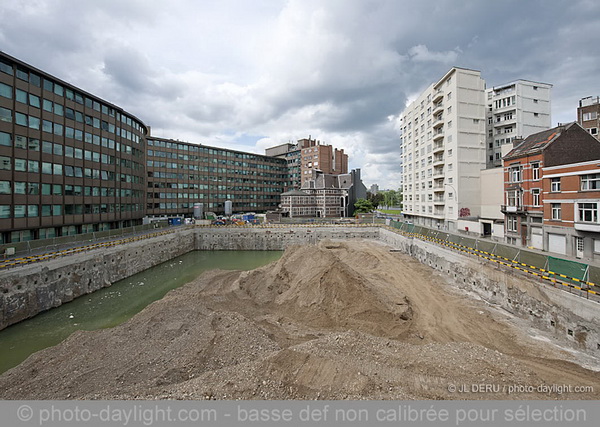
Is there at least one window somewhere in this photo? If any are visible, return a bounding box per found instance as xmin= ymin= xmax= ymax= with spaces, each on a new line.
xmin=509 ymin=165 xmax=522 ymax=183
xmin=506 ymin=190 xmax=522 ymax=208
xmin=0 ymin=156 xmax=11 ymax=170
xmin=581 ymin=174 xmax=600 ymax=190
xmin=507 ymin=216 xmax=518 ymax=232
xmin=578 ymin=203 xmax=598 ymax=223
xmin=550 ymin=177 xmax=561 ymax=192
xmin=588 ymin=128 xmax=598 ymax=135
xmin=0 ymin=131 xmax=10 ymax=147
xmin=0 ymin=205 xmax=10 ymax=219
xmin=531 ymin=162 xmax=540 ymax=180
xmin=551 ymin=203 xmax=561 ymax=220
xmin=0 ymin=59 xmax=13 ymax=75
xmin=0 ymin=181 xmax=10 ymax=194
xmin=0 ymin=106 xmax=12 ymax=122
xmin=0 ymin=82 xmax=11 ymax=99
xmin=582 ymin=112 xmax=598 ymax=121
xmin=532 ymin=188 xmax=541 ymax=206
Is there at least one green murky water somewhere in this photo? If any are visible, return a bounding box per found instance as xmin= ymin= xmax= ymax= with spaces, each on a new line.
xmin=0 ymin=250 xmax=281 ymax=374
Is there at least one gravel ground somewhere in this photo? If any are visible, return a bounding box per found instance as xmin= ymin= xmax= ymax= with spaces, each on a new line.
xmin=1 ymin=239 xmax=598 ymax=400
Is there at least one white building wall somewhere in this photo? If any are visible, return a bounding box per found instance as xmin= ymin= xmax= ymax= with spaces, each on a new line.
xmin=485 ymin=80 xmax=552 ymax=168
xmin=400 ymin=68 xmax=485 ymax=231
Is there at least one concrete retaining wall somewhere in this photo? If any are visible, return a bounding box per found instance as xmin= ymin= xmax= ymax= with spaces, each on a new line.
xmin=0 ymin=229 xmax=196 ymax=330
xmin=195 ymin=226 xmax=380 ymax=250
xmin=0 ymin=226 xmax=380 ymax=330
xmin=379 ymin=228 xmax=600 ymax=354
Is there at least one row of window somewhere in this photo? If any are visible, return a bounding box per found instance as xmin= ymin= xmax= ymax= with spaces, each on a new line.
xmin=148 ymin=192 xmax=279 ymax=200
xmin=148 ymin=201 xmax=274 ymax=210
xmin=0 ymin=128 xmax=143 ymax=160
xmin=0 ymin=106 xmax=142 ymax=146
xmin=0 ymin=157 xmax=142 ymax=183
xmin=0 ymin=203 xmax=143 ymax=219
xmin=147 ymin=139 xmax=284 ymax=164
xmin=0 ymin=181 xmax=142 ymax=197
xmin=1 ymin=57 xmax=144 ymax=132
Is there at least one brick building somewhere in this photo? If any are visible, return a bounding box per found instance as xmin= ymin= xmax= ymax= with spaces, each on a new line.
xmin=502 ymin=122 xmax=600 ymax=252
xmin=298 ymin=137 xmax=348 ymax=186
xmin=577 ymin=96 xmax=599 ymax=140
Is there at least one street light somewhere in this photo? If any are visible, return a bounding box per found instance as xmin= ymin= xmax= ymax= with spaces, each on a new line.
xmin=444 ymin=183 xmax=457 ymax=201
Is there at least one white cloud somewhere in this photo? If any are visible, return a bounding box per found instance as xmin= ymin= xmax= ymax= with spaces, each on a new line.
xmin=1 ymin=0 xmax=599 ymax=190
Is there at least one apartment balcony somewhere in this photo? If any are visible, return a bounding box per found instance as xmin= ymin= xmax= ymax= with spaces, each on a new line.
xmin=433 ymin=115 xmax=444 ymax=128
xmin=433 ymin=168 xmax=444 ymax=178
xmin=433 ymin=129 xmax=444 ymax=142
xmin=432 ymin=141 xmax=444 ymax=153
xmin=574 ymin=222 xmax=600 ymax=232
xmin=432 ymin=89 xmax=444 ymax=103
xmin=433 ymin=197 xmax=445 ymax=205
xmin=433 ymin=208 xmax=445 ymax=217
xmin=432 ymin=101 xmax=444 ymax=115
xmin=433 ymin=185 xmax=445 ymax=193
xmin=500 ymin=205 xmax=527 ymax=214
xmin=493 ymin=117 xmax=516 ymax=128
xmin=433 ymin=155 xmax=444 ymax=166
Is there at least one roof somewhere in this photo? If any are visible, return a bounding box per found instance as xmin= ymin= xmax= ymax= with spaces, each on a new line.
xmin=503 ymin=123 xmax=575 ymax=160
xmin=280 ymin=189 xmax=309 ymax=196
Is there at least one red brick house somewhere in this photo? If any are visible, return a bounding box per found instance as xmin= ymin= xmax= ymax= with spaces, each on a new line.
xmin=502 ymin=123 xmax=600 ymax=254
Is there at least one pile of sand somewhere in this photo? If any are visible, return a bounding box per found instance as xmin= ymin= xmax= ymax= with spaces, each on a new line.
xmin=1 ymin=240 xmax=598 ymax=400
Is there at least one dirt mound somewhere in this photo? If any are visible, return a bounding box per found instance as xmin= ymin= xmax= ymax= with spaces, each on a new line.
xmin=1 ymin=239 xmax=599 ymax=400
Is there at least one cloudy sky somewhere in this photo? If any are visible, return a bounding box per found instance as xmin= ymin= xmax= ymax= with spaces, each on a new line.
xmin=1 ymin=0 xmax=599 ymax=189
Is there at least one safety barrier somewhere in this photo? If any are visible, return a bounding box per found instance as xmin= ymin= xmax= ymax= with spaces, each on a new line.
xmin=0 ymin=228 xmax=180 ymax=271
xmin=387 ymin=220 xmax=598 ymax=299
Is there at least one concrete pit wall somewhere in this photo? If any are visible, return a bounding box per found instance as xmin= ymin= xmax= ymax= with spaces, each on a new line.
xmin=0 ymin=226 xmax=380 ymax=331
xmin=379 ymin=228 xmax=600 ymax=354
xmin=0 ymin=229 xmax=196 ymax=330
xmin=194 ymin=226 xmax=380 ymax=250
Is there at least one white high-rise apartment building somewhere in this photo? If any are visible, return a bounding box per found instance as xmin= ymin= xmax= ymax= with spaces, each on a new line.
xmin=399 ymin=67 xmax=486 ymax=231
xmin=485 ymin=80 xmax=552 ymax=168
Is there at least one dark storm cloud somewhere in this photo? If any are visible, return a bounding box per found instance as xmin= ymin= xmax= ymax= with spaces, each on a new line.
xmin=1 ymin=0 xmax=599 ymax=188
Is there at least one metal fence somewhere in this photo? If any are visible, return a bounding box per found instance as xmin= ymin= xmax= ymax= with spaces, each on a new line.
xmin=389 ymin=220 xmax=598 ymax=298
xmin=0 ymin=222 xmax=170 ymax=258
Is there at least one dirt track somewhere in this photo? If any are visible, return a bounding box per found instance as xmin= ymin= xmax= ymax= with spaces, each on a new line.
xmin=1 ymin=240 xmax=599 ymax=399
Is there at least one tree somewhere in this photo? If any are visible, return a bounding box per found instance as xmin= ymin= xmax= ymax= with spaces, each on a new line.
xmin=367 ymin=191 xmax=384 ymax=208
xmin=354 ymin=198 xmax=375 ymax=213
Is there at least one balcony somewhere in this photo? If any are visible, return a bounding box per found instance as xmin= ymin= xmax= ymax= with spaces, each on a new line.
xmin=433 ymin=185 xmax=445 ymax=193
xmin=433 ymin=208 xmax=445 ymax=217
xmin=433 ymin=197 xmax=445 ymax=205
xmin=433 ymin=155 xmax=444 ymax=166
xmin=432 ymin=89 xmax=444 ymax=103
xmin=500 ymin=205 xmax=526 ymax=214
xmin=432 ymin=101 xmax=443 ymax=115
xmin=574 ymin=222 xmax=600 ymax=232
xmin=432 ymin=142 xmax=444 ymax=153
xmin=433 ymin=129 xmax=444 ymax=141
xmin=433 ymin=168 xmax=444 ymax=178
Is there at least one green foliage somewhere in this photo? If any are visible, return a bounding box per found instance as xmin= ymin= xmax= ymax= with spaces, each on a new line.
xmin=354 ymin=198 xmax=375 ymax=213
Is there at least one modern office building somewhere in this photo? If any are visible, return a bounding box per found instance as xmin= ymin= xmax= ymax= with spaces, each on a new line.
xmin=0 ymin=52 xmax=147 ymax=244
xmin=399 ymin=67 xmax=486 ymax=231
xmin=265 ymin=141 xmax=301 ymax=190
xmin=577 ymin=96 xmax=600 ymax=140
xmin=145 ymin=137 xmax=287 ymax=218
xmin=485 ymin=80 xmax=552 ymax=168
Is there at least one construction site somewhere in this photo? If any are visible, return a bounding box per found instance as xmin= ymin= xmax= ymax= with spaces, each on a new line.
xmin=0 ymin=224 xmax=599 ymax=400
